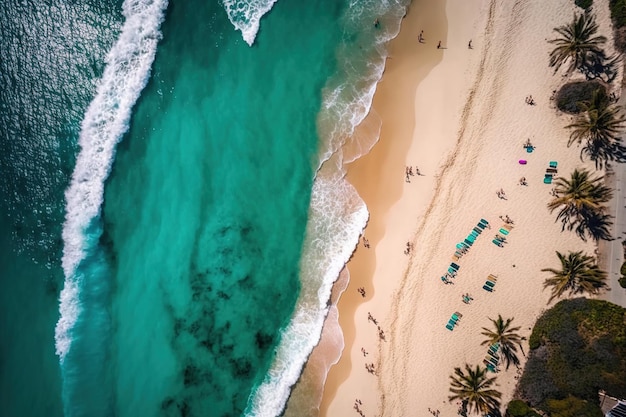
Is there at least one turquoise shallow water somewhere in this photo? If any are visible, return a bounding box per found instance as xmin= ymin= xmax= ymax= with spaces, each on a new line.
xmin=0 ymin=0 xmax=408 ymax=416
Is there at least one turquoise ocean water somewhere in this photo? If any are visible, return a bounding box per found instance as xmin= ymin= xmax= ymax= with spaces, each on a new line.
xmin=0 ymin=1 xmax=408 ymax=416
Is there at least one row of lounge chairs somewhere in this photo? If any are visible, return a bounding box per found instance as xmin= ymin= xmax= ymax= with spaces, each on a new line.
xmin=482 ymin=274 xmax=498 ymax=292
xmin=543 ymin=160 xmax=558 ymax=184
xmin=483 ymin=343 xmax=501 ymax=372
xmin=492 ymin=224 xmax=513 ymax=247
xmin=452 ymin=218 xmax=490 ymax=261
xmin=445 ymin=311 xmax=463 ymax=331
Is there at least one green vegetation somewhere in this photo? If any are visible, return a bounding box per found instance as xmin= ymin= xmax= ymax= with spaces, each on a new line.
xmin=621 ymin=260 xmax=626 ymax=276
xmin=566 ymin=94 xmax=626 ymax=169
xmin=620 ymin=261 xmax=626 ymax=288
xmin=549 ymin=13 xmax=618 ymax=82
xmin=555 ymin=80 xmax=607 ymax=114
xmin=481 ymin=315 xmax=524 ymax=370
xmin=541 ymin=251 xmax=607 ymax=302
xmin=610 ymin=0 xmax=626 ymax=51
xmin=575 ymin=0 xmax=593 ymax=9
xmin=448 ymin=364 xmax=501 ymax=416
xmin=519 ymin=299 xmax=626 ymax=414
xmin=547 ymin=169 xmax=613 ymax=241
xmin=506 ymin=400 xmax=541 ymax=417
xmin=547 ymin=396 xmax=603 ymax=417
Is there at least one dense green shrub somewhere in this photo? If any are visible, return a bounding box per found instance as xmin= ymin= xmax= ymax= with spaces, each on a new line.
xmin=576 ymin=0 xmax=593 ymax=9
xmin=621 ymin=260 xmax=626 ymax=276
xmin=610 ymin=0 xmax=626 ymax=28
xmin=610 ymin=0 xmax=626 ymax=51
xmin=547 ymin=395 xmax=603 ymax=417
xmin=555 ymin=80 xmax=607 ymax=114
xmin=506 ymin=400 xmax=541 ymax=416
xmin=519 ymin=299 xmax=626 ymax=410
xmin=619 ymin=275 xmax=626 ymax=288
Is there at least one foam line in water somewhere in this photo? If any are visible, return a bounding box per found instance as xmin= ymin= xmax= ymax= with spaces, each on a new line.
xmin=55 ymin=0 xmax=168 ymax=361
xmin=245 ymin=1 xmax=410 ymax=415
xmin=221 ymin=0 xmax=278 ymax=46
xmin=245 ymin=155 xmax=369 ymax=417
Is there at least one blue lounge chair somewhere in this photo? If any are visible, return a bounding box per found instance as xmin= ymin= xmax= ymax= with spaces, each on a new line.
xmin=492 ymin=239 xmax=503 ymax=247
xmin=485 ymin=280 xmax=495 ymax=288
xmin=464 ymin=239 xmax=473 ymax=246
xmin=549 ymin=161 xmax=558 ymax=168
xmin=446 ymin=323 xmax=454 ymax=331
xmin=450 ymin=263 xmax=460 ymax=271
xmin=477 ymin=222 xmax=486 ymax=230
xmin=473 ymin=227 xmax=482 ymax=234
xmin=544 ymin=176 xmax=553 ymax=184
xmin=483 ymin=284 xmax=493 ymax=292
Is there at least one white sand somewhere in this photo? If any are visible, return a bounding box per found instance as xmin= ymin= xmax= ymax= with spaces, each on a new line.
xmin=320 ymin=0 xmax=620 ymax=416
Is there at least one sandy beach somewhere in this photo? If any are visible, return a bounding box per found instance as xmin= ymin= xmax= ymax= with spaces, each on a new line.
xmin=319 ymin=0 xmax=621 ymax=416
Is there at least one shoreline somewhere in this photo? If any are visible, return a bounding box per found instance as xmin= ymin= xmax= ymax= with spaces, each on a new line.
xmin=320 ymin=0 xmax=621 ymax=416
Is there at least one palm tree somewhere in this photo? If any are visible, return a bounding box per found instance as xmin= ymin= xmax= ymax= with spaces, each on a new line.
xmin=548 ymin=13 xmax=607 ymax=75
xmin=547 ymin=168 xmax=613 ymax=240
xmin=480 ymin=315 xmax=524 ymax=370
xmin=566 ymin=97 xmax=626 ymax=168
xmin=449 ymin=364 xmax=501 ymax=416
xmin=541 ymin=251 xmax=607 ymax=303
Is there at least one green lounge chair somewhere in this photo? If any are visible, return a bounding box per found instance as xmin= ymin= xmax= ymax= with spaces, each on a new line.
xmin=452 ymin=312 xmax=463 ymax=320
xmin=450 ymin=263 xmax=460 ymax=271
xmin=477 ymin=222 xmax=486 ymax=230
xmin=499 ymin=228 xmax=509 ymax=235
xmin=492 ymin=239 xmax=503 ymax=247
xmin=446 ymin=323 xmax=454 ymax=331
xmin=473 ymin=227 xmax=482 ymax=234
xmin=485 ymin=280 xmax=495 ymax=288
xmin=483 ymin=284 xmax=493 ymax=292
xmin=544 ymin=175 xmax=553 ymax=184
xmin=549 ymin=161 xmax=558 ymax=168
xmin=480 ymin=218 xmax=489 ymax=225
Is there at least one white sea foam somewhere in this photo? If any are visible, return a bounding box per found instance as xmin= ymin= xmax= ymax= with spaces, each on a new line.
xmin=221 ymin=0 xmax=278 ymax=46
xmin=55 ymin=0 xmax=168 ymax=361
xmin=245 ymin=1 xmax=410 ymax=416
xmin=246 ymin=155 xmax=368 ymax=417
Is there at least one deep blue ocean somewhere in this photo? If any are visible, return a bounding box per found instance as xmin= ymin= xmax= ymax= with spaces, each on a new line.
xmin=0 ymin=1 xmax=408 ymax=416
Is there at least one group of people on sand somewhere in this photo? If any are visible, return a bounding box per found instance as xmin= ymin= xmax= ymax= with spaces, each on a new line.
xmin=365 ymin=362 xmax=377 ymax=374
xmin=499 ymin=214 xmax=514 ymax=225
xmin=418 ymin=30 xmax=472 ymax=50
xmin=357 ymin=287 xmax=366 ymax=297
xmin=405 ymin=165 xmax=422 ymax=182
xmin=427 ymin=408 xmax=441 ymax=416
xmin=496 ymin=188 xmax=507 ymax=200
xmin=525 ymin=95 xmax=535 ymax=105
xmin=354 ymin=398 xmax=365 ymax=416
xmin=462 ymin=293 xmax=473 ymax=304
xmin=404 ymin=240 xmax=414 ymax=255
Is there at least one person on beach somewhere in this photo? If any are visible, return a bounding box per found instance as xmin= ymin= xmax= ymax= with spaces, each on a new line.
xmin=519 ymin=176 xmax=527 ymax=186
xmin=415 ymin=166 xmax=422 ymax=176
xmin=363 ymin=237 xmax=370 ymax=248
xmin=418 ymin=30 xmax=424 ymax=43
xmin=374 ymin=18 xmax=380 ymax=29
xmin=437 ymin=40 xmax=441 ymax=49
xmin=361 ymin=347 xmax=368 ymax=357
xmin=468 ymin=39 xmax=472 ymax=49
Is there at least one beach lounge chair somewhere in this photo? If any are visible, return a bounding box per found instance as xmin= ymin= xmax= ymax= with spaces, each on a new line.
xmin=484 ymin=361 xmax=496 ymax=372
xmin=502 ymin=224 xmax=514 ymax=231
xmin=452 ymin=312 xmax=463 ymax=320
xmin=546 ymin=167 xmax=558 ymax=173
xmin=495 ymin=234 xmax=506 ymax=242
xmin=485 ymin=280 xmax=495 ymax=288
xmin=499 ymin=228 xmax=509 ymax=235
xmin=477 ymin=222 xmax=486 ymax=230
xmin=450 ymin=263 xmax=460 ymax=271
xmin=473 ymin=227 xmax=482 ymax=234
xmin=487 ymin=274 xmax=498 ymax=281
xmin=543 ymin=175 xmax=553 ymax=184
xmin=549 ymin=161 xmax=558 ymax=168
xmin=467 ymin=234 xmax=476 ymax=242
xmin=492 ymin=239 xmax=503 ymax=247
xmin=446 ymin=323 xmax=455 ymax=331
xmin=464 ymin=239 xmax=474 ymax=246
xmin=483 ymin=284 xmax=493 ymax=292
xmin=480 ymin=218 xmax=489 ymax=225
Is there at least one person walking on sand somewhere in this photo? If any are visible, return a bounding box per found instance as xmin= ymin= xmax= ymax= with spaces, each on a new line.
xmin=437 ymin=40 xmax=441 ymax=49
xmin=468 ymin=39 xmax=472 ymax=49
xmin=418 ymin=30 xmax=424 ymax=43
